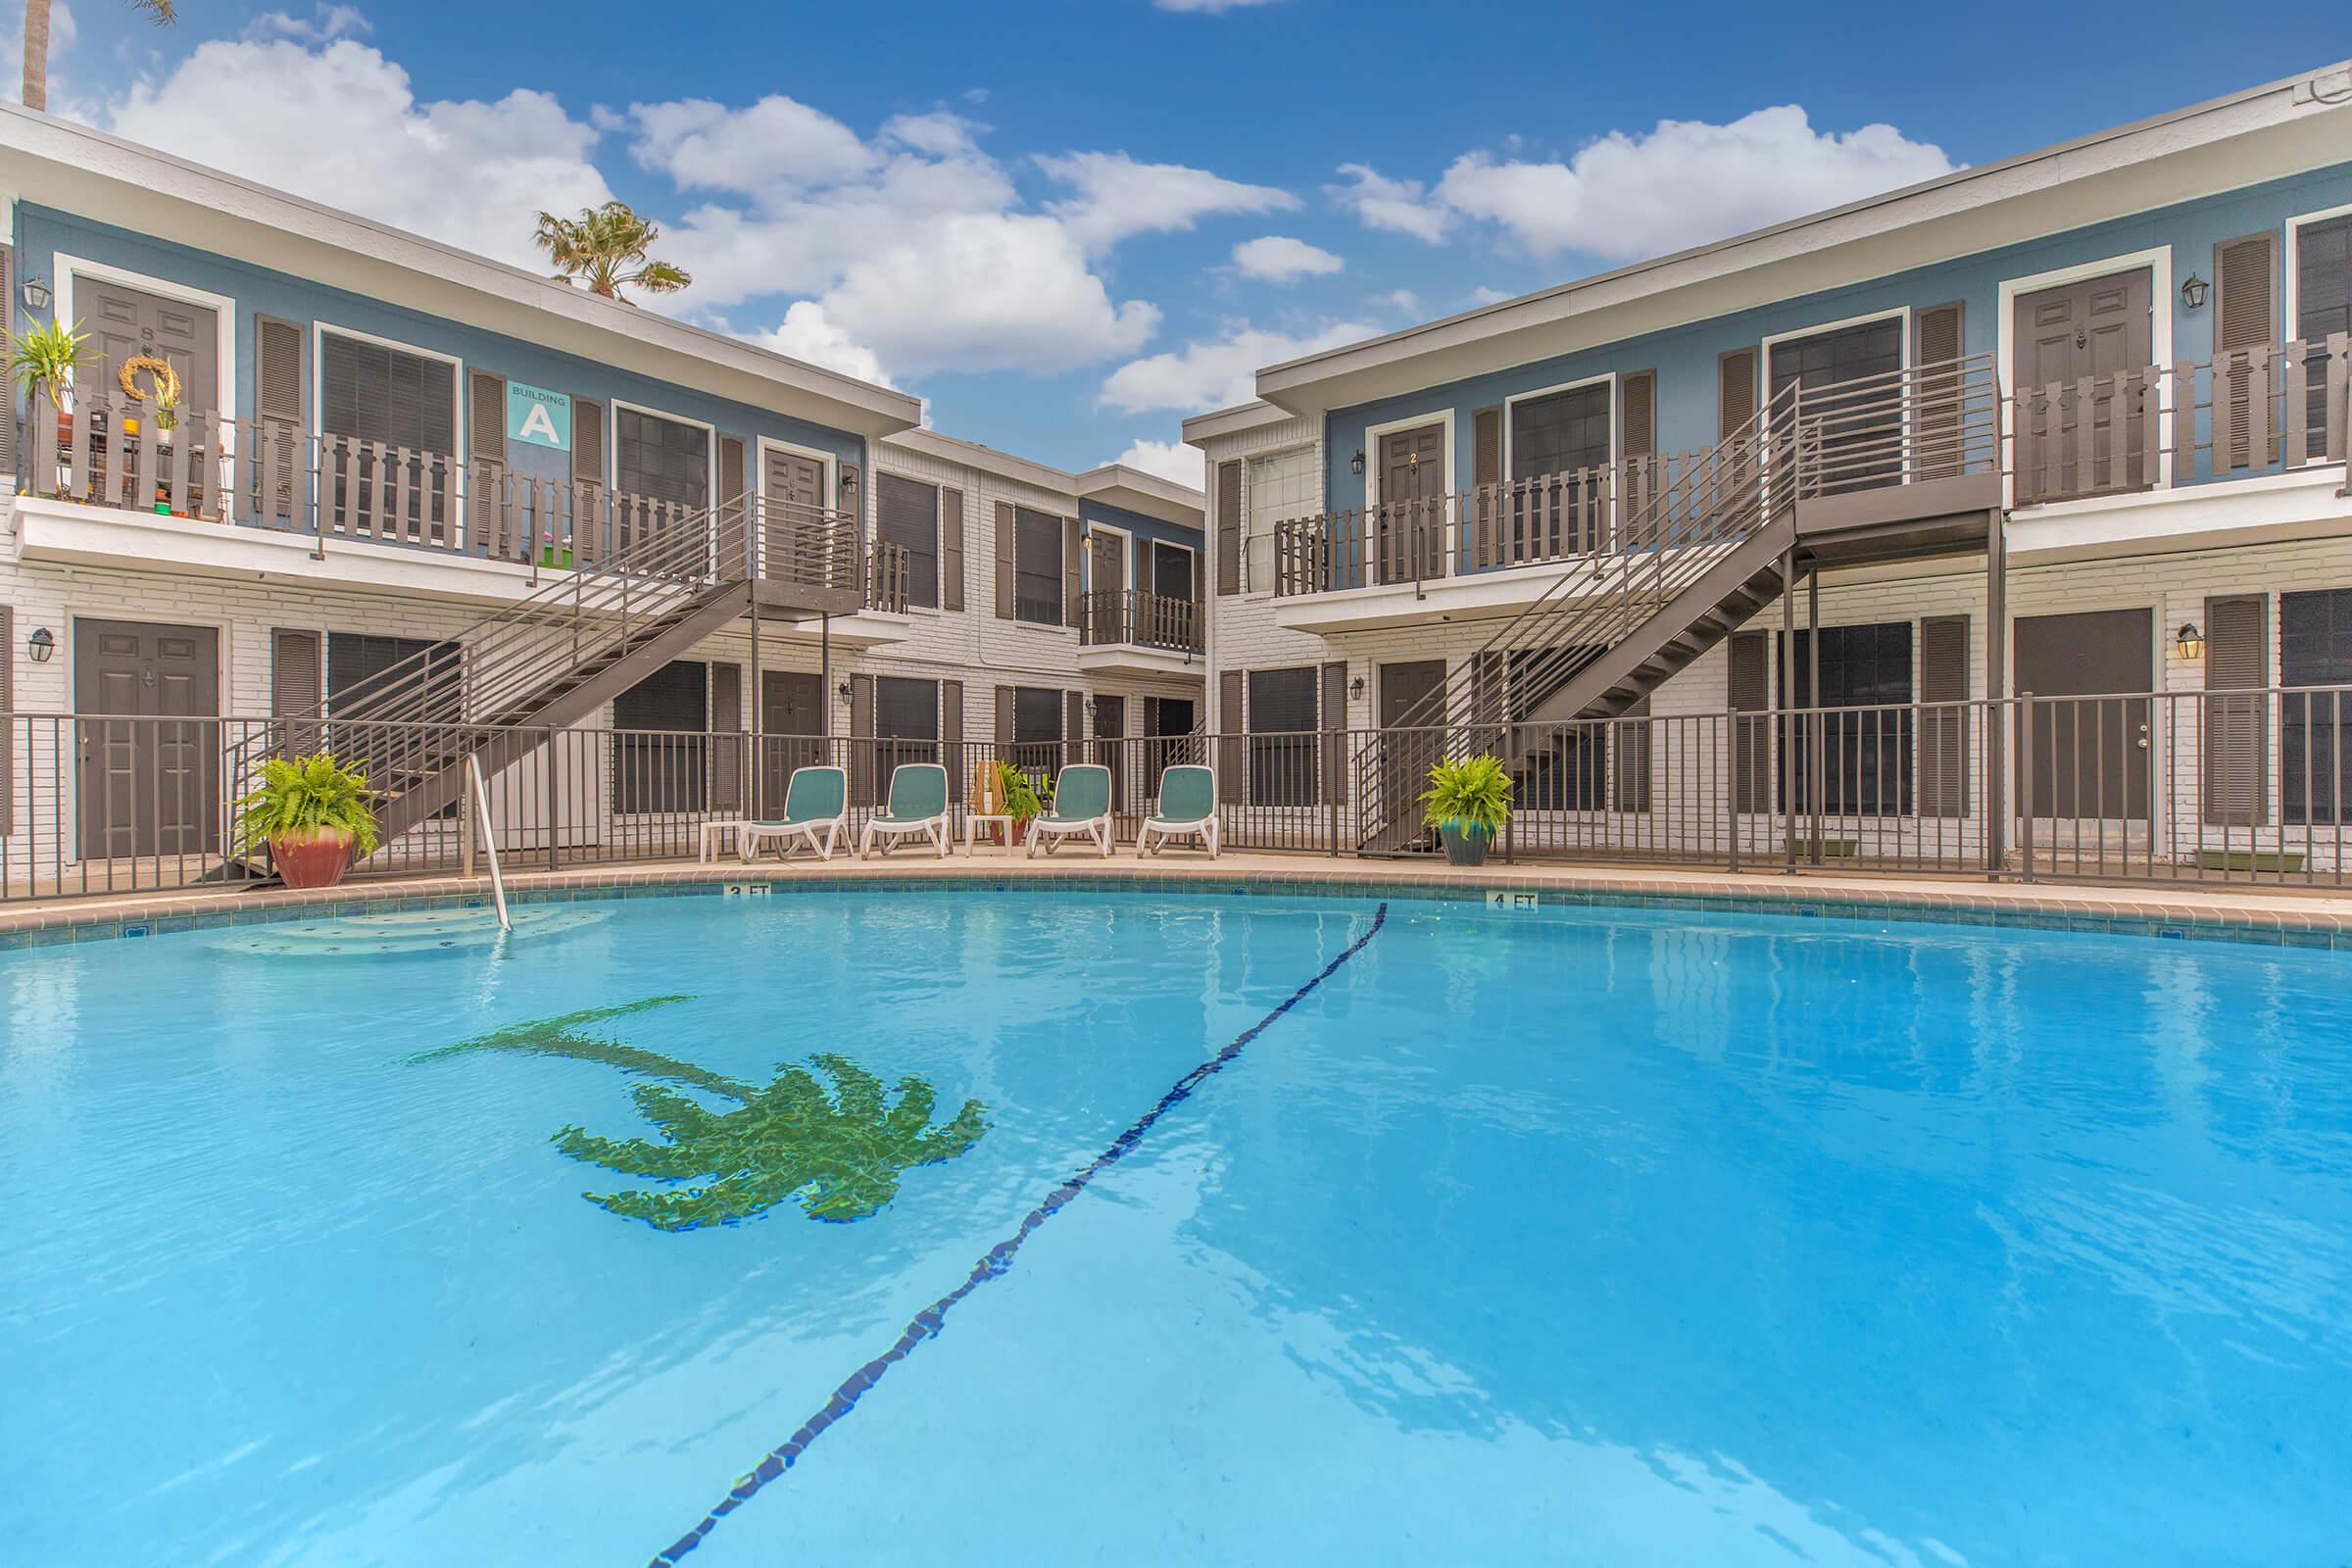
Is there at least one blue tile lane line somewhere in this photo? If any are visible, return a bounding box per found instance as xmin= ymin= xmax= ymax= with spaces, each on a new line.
xmin=646 ymin=901 xmax=1394 ymax=1566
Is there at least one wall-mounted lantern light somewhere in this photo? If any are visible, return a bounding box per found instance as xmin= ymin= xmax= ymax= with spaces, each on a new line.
xmin=1348 ymin=674 xmax=1366 ymax=698
xmin=2177 ymin=621 xmax=2206 ymax=661
xmin=2180 ymin=273 xmax=2210 ymax=311
xmin=835 ymin=680 xmax=852 ymax=702
xmin=1349 ymin=449 xmax=1366 ymax=477
xmin=25 ymin=626 xmax=56 ymax=663
xmin=19 ymin=276 xmax=51 ymax=315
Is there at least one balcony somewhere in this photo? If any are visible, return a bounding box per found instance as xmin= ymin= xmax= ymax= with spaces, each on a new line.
xmin=1271 ymin=338 xmax=2352 ymax=631
xmin=1074 ymin=588 xmax=1204 ymax=677
xmin=12 ymin=392 xmax=904 ymax=623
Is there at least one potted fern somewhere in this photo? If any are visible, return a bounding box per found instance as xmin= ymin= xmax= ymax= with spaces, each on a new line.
xmin=5 ymin=316 xmax=88 ymax=496
xmin=232 ymin=754 xmax=382 ymax=890
xmin=994 ymin=760 xmax=1047 ymax=844
xmin=1422 ymin=754 xmax=1513 ymax=867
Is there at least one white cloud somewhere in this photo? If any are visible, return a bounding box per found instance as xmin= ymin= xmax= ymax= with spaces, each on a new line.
xmin=1039 ymin=151 xmax=1297 ymax=252
xmin=1374 ymin=287 xmax=1421 ymax=315
xmin=1113 ymin=438 xmax=1205 ymax=490
xmin=242 ymin=4 xmax=370 ymax=42
xmin=1153 ymin=0 xmax=1287 ymax=10
xmin=1099 ymin=319 xmax=1376 ymax=415
xmin=627 ymin=95 xmax=875 ymax=197
xmin=1329 ymin=163 xmax=1450 ymax=244
xmin=1336 ymin=107 xmax=1957 ymax=262
xmin=1232 ymin=234 xmax=1342 ymax=282
xmin=756 ymin=301 xmax=892 ymax=387
xmin=1465 ymin=285 xmax=1512 ymax=307
xmin=104 ymin=38 xmax=610 ymax=270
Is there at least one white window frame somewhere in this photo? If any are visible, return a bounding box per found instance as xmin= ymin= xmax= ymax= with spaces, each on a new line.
xmin=753 ymin=432 xmax=839 ymax=520
xmin=1996 ymin=247 xmax=2174 ymax=505
xmin=52 ymin=253 xmax=238 ymax=456
xmin=1083 ymin=518 xmax=1131 ymax=595
xmin=313 ymin=319 xmax=464 ymax=467
xmin=1241 ymin=440 xmax=1317 ymax=599
xmin=2284 ymin=202 xmax=2352 ymax=468
xmin=1756 ymin=306 xmax=1911 ymax=514
xmin=610 ymin=396 xmax=719 ymax=514
xmin=1144 ymin=536 xmax=1199 ymax=602
xmin=1500 ymin=371 xmax=1617 ymax=484
xmin=1360 ymin=408 xmax=1456 ymax=510
xmin=1008 ymin=504 xmax=1068 ymax=629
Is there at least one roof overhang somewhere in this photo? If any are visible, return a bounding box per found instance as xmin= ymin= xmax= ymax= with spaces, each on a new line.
xmin=880 ymin=427 xmax=1077 ymax=496
xmin=1073 ymin=463 xmax=1204 ymax=527
xmin=0 ymin=105 xmax=924 ymax=441
xmin=1256 ymin=62 xmax=2352 ymax=417
xmin=1181 ymin=400 xmax=1300 ymax=447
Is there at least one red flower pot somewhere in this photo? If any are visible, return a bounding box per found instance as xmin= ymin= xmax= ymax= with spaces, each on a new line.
xmin=270 ymin=827 xmax=355 ymax=889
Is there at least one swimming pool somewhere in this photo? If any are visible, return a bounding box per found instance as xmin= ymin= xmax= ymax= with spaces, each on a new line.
xmin=5 ymin=888 xmax=2349 ymax=1565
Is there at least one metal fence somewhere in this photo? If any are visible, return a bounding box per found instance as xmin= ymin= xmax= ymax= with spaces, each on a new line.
xmin=12 ymin=687 xmax=2352 ymax=903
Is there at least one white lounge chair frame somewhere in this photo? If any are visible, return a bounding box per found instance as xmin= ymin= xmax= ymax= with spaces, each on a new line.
xmin=858 ymin=762 xmax=953 ymax=859
xmin=740 ymin=765 xmax=849 ymax=863
xmin=1025 ymin=763 xmax=1115 ymax=858
xmin=1137 ymin=764 xmax=1220 ymax=858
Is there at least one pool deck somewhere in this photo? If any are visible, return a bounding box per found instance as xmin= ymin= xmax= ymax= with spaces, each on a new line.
xmin=12 ymin=849 xmax=2352 ymax=945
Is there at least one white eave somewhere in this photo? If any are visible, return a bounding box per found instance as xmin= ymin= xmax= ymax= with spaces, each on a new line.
xmin=881 ymin=426 xmax=1080 ymax=498
xmin=1181 ymin=400 xmax=1300 ymax=446
xmin=0 ymin=104 xmax=923 ymax=441
xmin=1073 ymin=463 xmax=1204 ymax=528
xmin=1255 ymin=61 xmax=2352 ymax=416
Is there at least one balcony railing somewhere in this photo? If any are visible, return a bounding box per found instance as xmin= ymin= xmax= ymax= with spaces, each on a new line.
xmin=1078 ymin=589 xmax=1202 ymax=653
xmin=18 ymin=391 xmax=872 ymax=594
xmin=1274 ymin=337 xmax=2352 ymax=597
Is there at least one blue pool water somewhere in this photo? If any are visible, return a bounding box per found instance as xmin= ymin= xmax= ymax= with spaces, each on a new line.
xmin=5 ymin=890 xmax=2351 ymax=1565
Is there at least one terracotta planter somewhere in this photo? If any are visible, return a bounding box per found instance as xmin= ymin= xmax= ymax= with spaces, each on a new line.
xmin=270 ymin=827 xmax=356 ymax=889
xmin=1439 ymin=822 xmax=1494 ymax=867
xmin=1009 ymin=819 xmax=1031 ymax=845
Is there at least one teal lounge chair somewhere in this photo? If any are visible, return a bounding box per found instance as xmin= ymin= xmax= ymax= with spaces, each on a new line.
xmin=1026 ymin=763 xmax=1114 ymax=858
xmin=740 ymin=765 xmax=849 ymax=862
xmin=858 ymin=762 xmax=951 ymax=858
xmin=1137 ymin=764 xmax=1218 ymax=858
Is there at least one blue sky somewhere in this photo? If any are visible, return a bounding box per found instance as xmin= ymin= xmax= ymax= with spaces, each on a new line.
xmin=36 ymin=0 xmax=2290 ymax=484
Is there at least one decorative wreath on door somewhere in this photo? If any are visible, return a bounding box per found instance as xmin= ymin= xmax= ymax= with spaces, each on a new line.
xmin=117 ymin=355 xmax=182 ymax=407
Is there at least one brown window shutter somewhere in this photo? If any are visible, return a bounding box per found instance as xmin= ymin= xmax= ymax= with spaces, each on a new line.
xmin=255 ymin=315 xmax=308 ymax=522
xmin=709 ymin=661 xmax=744 ymax=813
xmin=994 ymin=501 xmax=1015 ymax=618
xmin=849 ymin=674 xmax=877 ymax=805
xmin=1718 ymin=348 xmax=1758 ymax=440
xmin=1065 ymin=689 xmax=1086 ymax=768
xmin=1918 ymin=614 xmax=1970 ymax=817
xmin=1469 ymin=407 xmax=1503 ymax=570
xmin=1728 ymin=630 xmax=1772 ymax=813
xmin=1913 ymin=304 xmax=1965 ymax=480
xmin=1470 ymin=650 xmax=1504 ymax=730
xmin=1472 ymin=406 xmax=1502 ymax=486
xmin=717 ymin=433 xmax=747 ymax=534
xmin=0 ymin=245 xmax=16 ymax=478
xmin=572 ymin=399 xmax=606 ymax=487
xmin=2202 ymin=594 xmax=2269 ymax=826
xmin=1619 ymin=372 xmax=1656 ymax=459
xmin=1215 ymin=459 xmax=1242 ymax=596
xmin=942 ymin=679 xmax=964 ymax=802
xmin=1063 ymin=516 xmax=1083 ymax=628
xmin=1320 ymin=660 xmax=1348 ymax=804
xmin=940 ymin=487 xmax=966 ymax=612
xmin=0 ymin=604 xmax=14 ymax=833
xmin=1612 ymin=695 xmax=1652 ymax=813
xmin=2214 ymin=233 xmax=2278 ymax=471
xmin=1217 ymin=668 xmax=1244 ymax=802
xmin=270 ymin=627 xmax=322 ymax=759
xmin=467 ymin=370 xmax=507 ymax=471
xmin=994 ymin=684 xmax=1015 ymax=751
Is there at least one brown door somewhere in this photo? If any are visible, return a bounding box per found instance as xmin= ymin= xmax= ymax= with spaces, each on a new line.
xmin=86 ymin=278 xmax=219 ymax=420
xmin=2012 ymin=270 xmax=2155 ymax=504
xmin=2015 ymin=609 xmax=2153 ymax=819
xmin=74 ymin=618 xmax=221 ymax=859
xmin=1091 ymin=529 xmax=1125 ymax=638
xmin=1376 ymin=424 xmax=1446 ymax=584
xmin=761 ymin=446 xmax=829 ymax=584
xmin=1380 ymin=659 xmax=1447 ymax=831
xmin=760 ymin=669 xmax=825 ymax=813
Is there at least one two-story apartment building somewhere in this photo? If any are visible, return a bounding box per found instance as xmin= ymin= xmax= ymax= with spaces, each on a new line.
xmin=1190 ymin=61 xmax=2352 ymax=876
xmin=0 ymin=104 xmax=1200 ymax=884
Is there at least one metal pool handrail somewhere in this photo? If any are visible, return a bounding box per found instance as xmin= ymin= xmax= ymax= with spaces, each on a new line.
xmin=463 ymin=753 xmax=512 ymax=934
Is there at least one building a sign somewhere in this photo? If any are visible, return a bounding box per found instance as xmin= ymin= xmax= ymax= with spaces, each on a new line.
xmin=508 ymin=382 xmax=571 ymax=451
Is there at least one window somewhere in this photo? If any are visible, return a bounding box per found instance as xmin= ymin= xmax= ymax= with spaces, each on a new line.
xmin=1509 ymin=382 xmax=1612 ymax=481
xmin=1245 ymin=448 xmax=1314 ymax=592
xmin=615 ymin=407 xmax=710 ymax=512
xmin=1769 ymin=317 xmax=1904 ymax=494
xmin=612 ymin=660 xmax=709 ymax=813
xmin=326 ymin=633 xmax=462 ymax=817
xmin=1148 ymin=540 xmax=1195 ymax=602
xmin=320 ymin=332 xmax=455 ymax=456
xmin=1013 ymin=507 xmax=1063 ymax=625
xmin=874 ymin=676 xmax=941 ymax=778
xmin=1782 ymin=621 xmax=1914 ymax=816
xmin=1010 ymin=684 xmax=1064 ymax=774
xmin=2296 ymin=215 xmax=2351 ymax=444
xmin=875 ymin=474 xmax=941 ymax=609
xmin=2282 ymin=588 xmax=2352 ymax=824
xmin=1247 ymin=665 xmax=1319 ymax=806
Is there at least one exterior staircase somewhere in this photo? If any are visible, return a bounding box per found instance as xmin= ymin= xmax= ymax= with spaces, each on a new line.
xmin=239 ymin=493 xmax=879 ymax=856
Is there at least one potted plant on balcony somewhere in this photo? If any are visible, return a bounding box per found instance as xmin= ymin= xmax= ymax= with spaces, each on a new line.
xmin=1421 ymin=754 xmax=1513 ymax=867
xmin=5 ymin=315 xmax=88 ymax=496
xmin=232 ymin=754 xmax=382 ymax=890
